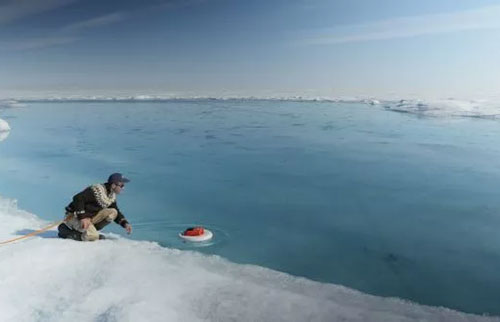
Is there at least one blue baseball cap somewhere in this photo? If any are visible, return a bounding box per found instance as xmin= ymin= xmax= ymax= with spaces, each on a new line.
xmin=107 ymin=173 xmax=130 ymax=184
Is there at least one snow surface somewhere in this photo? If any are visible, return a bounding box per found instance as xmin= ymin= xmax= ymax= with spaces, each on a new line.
xmin=383 ymin=99 xmax=500 ymax=118
xmin=0 ymin=118 xmax=10 ymax=142
xmin=0 ymin=196 xmax=498 ymax=322
xmin=0 ymin=118 xmax=10 ymax=130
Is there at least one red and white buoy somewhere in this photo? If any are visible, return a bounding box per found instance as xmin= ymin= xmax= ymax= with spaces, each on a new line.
xmin=179 ymin=226 xmax=213 ymax=242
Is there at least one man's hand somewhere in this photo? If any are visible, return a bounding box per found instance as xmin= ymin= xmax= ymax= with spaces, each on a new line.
xmin=125 ymin=223 xmax=132 ymax=234
xmin=80 ymin=218 xmax=91 ymax=230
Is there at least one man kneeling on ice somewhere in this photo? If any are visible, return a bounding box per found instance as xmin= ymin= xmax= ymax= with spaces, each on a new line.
xmin=58 ymin=173 xmax=133 ymax=241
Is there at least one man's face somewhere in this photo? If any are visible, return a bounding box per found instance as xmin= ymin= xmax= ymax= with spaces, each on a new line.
xmin=112 ymin=182 xmax=125 ymax=194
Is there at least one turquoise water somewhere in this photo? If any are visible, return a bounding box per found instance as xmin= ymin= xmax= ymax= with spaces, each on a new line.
xmin=0 ymin=100 xmax=499 ymax=315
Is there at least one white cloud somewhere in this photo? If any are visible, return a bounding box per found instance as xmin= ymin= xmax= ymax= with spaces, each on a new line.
xmin=60 ymin=12 xmax=126 ymax=33
xmin=0 ymin=36 xmax=76 ymax=51
xmin=0 ymin=12 xmax=125 ymax=51
xmin=305 ymin=5 xmax=500 ymax=45
xmin=0 ymin=1 xmax=200 ymax=51
xmin=0 ymin=0 xmax=77 ymax=24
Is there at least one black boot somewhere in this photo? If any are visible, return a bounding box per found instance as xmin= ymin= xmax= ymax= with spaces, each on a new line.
xmin=94 ymin=220 xmax=111 ymax=240
xmin=94 ymin=220 xmax=111 ymax=231
xmin=57 ymin=223 xmax=82 ymax=241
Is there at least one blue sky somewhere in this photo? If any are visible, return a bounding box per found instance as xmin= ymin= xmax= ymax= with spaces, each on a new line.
xmin=0 ymin=0 xmax=499 ymax=98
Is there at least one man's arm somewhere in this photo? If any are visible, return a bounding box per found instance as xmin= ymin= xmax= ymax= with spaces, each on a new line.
xmin=110 ymin=202 xmax=132 ymax=233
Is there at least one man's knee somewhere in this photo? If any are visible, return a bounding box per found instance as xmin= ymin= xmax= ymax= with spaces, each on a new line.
xmin=104 ymin=208 xmax=118 ymax=222
xmin=92 ymin=208 xmax=118 ymax=224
